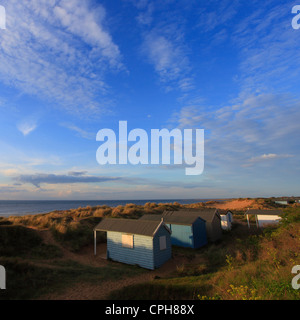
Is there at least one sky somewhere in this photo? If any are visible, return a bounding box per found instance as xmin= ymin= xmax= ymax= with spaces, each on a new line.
xmin=0 ymin=0 xmax=300 ymax=200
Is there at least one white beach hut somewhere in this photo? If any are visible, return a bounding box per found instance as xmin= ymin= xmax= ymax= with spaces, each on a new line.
xmin=219 ymin=210 xmax=233 ymax=230
xmin=245 ymin=209 xmax=282 ymax=229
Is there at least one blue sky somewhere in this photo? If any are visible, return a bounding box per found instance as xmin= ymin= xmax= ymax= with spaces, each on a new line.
xmin=0 ymin=0 xmax=300 ymax=200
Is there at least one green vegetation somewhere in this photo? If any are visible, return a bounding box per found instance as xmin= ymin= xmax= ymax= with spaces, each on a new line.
xmin=0 ymin=257 xmax=144 ymax=300
xmin=108 ymin=207 xmax=300 ymax=300
xmin=0 ymin=225 xmax=62 ymax=259
xmin=0 ymin=199 xmax=299 ymax=300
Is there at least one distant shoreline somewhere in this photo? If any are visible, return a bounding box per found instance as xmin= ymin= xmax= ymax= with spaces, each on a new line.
xmin=0 ymin=198 xmax=228 ymax=217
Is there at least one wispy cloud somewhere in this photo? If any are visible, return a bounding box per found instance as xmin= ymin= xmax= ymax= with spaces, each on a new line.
xmin=232 ymin=2 xmax=300 ymax=94
xmin=243 ymin=153 xmax=294 ymax=167
xmin=17 ymin=120 xmax=37 ymax=136
xmin=171 ymin=92 xmax=300 ymax=175
xmin=249 ymin=154 xmax=294 ymax=162
xmin=0 ymin=186 xmax=25 ymax=193
xmin=196 ymin=0 xmax=240 ymax=33
xmin=14 ymin=172 xmax=121 ymax=188
xmin=132 ymin=1 xmax=193 ymax=91
xmin=61 ymin=123 xmax=94 ymax=139
xmin=142 ymin=31 xmax=188 ymax=84
xmin=67 ymin=171 xmax=88 ymax=177
xmin=0 ymin=0 xmax=123 ymax=116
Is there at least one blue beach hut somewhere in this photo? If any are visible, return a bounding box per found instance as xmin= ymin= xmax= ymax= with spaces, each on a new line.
xmin=139 ymin=214 xmax=207 ymax=249
xmin=163 ymin=209 xmax=222 ymax=242
xmin=94 ymin=218 xmax=172 ymax=270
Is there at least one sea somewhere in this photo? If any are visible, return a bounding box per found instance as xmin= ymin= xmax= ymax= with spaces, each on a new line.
xmin=0 ymin=199 xmax=225 ymax=217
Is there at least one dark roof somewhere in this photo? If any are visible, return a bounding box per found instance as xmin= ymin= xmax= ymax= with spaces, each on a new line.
xmin=94 ymin=218 xmax=170 ymax=236
xmin=139 ymin=214 xmax=204 ymax=225
xmin=218 ymin=209 xmax=233 ymax=215
xmin=273 ymin=197 xmax=300 ymax=201
xmin=245 ymin=209 xmax=283 ymax=216
xmin=163 ymin=208 xmax=219 ymax=223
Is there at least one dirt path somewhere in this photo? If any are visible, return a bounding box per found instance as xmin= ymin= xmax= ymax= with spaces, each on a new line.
xmin=36 ymin=221 xmax=254 ymax=300
xmin=40 ymin=269 xmax=158 ymax=300
xmin=38 ymin=241 xmax=201 ymax=300
xmin=38 ymin=229 xmax=108 ymax=267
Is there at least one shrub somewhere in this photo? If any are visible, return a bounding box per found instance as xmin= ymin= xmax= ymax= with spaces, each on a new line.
xmin=0 ymin=225 xmax=62 ymax=259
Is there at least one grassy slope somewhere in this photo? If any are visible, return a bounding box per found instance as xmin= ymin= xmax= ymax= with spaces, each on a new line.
xmin=108 ymin=207 xmax=300 ymax=300
xmin=0 ymin=199 xmax=299 ymax=300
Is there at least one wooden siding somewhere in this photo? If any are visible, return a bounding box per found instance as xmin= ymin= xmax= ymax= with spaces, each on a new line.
xmin=153 ymin=226 xmax=172 ymax=268
xmin=167 ymin=223 xmax=193 ymax=247
xmin=192 ymin=218 xmax=207 ymax=248
xmin=256 ymin=215 xmax=282 ymax=228
xmin=107 ymin=231 xmax=155 ymax=270
xmin=220 ymin=215 xmax=231 ymax=230
xmin=165 ymin=218 xmax=207 ymax=248
xmin=106 ymin=224 xmax=171 ymax=270
xmin=209 ymin=215 xmax=222 ymax=242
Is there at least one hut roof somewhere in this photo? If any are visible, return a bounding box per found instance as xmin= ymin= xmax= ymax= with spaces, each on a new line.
xmin=245 ymin=209 xmax=283 ymax=216
xmin=94 ymin=218 xmax=170 ymax=236
xmin=139 ymin=214 xmax=204 ymax=225
xmin=162 ymin=208 xmax=219 ymax=223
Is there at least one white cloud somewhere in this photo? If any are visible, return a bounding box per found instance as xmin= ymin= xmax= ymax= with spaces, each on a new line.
xmin=232 ymin=2 xmax=300 ymax=94
xmin=52 ymin=0 xmax=121 ymax=67
xmin=247 ymin=153 xmax=294 ymax=163
xmin=0 ymin=0 xmax=123 ymax=116
xmin=17 ymin=121 xmax=37 ymax=136
xmin=170 ymin=92 xmax=300 ymax=174
xmin=133 ymin=1 xmax=192 ymax=91
xmin=141 ymin=30 xmax=191 ymax=90
xmin=61 ymin=123 xmax=94 ymax=139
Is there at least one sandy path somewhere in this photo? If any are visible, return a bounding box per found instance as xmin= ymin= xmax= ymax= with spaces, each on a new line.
xmin=39 ymin=229 xmax=108 ymax=267
xmin=38 ymin=246 xmax=202 ymax=300
xmin=35 ymin=205 xmax=256 ymax=300
xmin=207 ymin=199 xmax=257 ymax=210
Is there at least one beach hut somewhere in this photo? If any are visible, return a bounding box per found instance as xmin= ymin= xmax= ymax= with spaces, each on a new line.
xmin=163 ymin=208 xmax=222 ymax=242
xmin=219 ymin=210 xmax=233 ymax=230
xmin=245 ymin=209 xmax=283 ymax=229
xmin=139 ymin=214 xmax=207 ymax=249
xmin=93 ymin=218 xmax=172 ymax=270
xmin=273 ymin=199 xmax=289 ymax=206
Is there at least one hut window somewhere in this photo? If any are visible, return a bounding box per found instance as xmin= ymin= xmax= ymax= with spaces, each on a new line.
xmin=122 ymin=234 xmax=133 ymax=248
xmin=159 ymin=236 xmax=166 ymax=250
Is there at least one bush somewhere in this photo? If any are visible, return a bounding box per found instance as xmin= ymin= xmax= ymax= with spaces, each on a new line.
xmin=0 ymin=225 xmax=62 ymax=259
xmin=51 ymin=222 xmax=94 ymax=252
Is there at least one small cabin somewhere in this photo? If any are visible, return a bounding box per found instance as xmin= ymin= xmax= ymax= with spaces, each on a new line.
xmin=245 ymin=209 xmax=283 ymax=228
xmin=219 ymin=210 xmax=233 ymax=230
xmin=139 ymin=214 xmax=207 ymax=249
xmin=163 ymin=208 xmax=222 ymax=242
xmin=93 ymin=218 xmax=172 ymax=270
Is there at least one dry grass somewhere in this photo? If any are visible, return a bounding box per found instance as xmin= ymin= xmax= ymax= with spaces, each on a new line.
xmin=1 ymin=198 xmax=299 ymax=300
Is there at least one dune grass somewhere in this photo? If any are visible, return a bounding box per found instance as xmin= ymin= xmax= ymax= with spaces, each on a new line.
xmin=0 ymin=225 xmax=62 ymax=259
xmin=1 ymin=199 xmax=299 ymax=300
xmin=0 ymin=257 xmax=145 ymax=300
xmin=108 ymin=208 xmax=300 ymax=300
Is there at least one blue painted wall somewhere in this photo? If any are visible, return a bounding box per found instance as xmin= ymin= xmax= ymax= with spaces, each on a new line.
xmin=166 ymin=218 xmax=207 ymax=249
xmin=153 ymin=226 xmax=172 ymax=268
xmin=106 ymin=226 xmax=171 ymax=270
xmin=192 ymin=218 xmax=207 ymax=248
